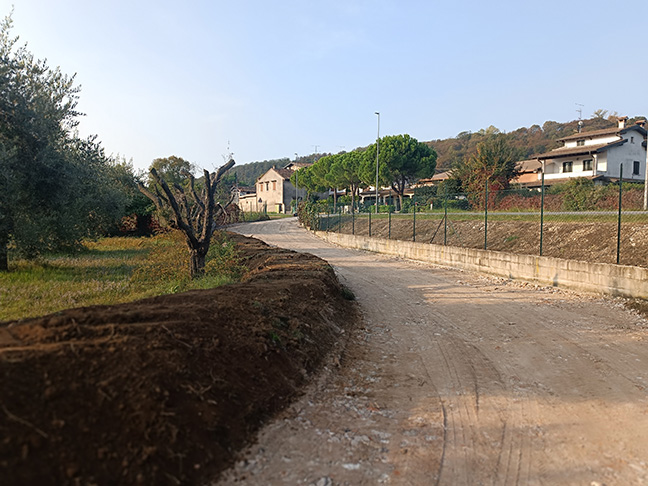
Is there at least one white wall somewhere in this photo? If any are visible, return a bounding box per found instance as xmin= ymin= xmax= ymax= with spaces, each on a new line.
xmin=564 ymin=134 xmax=619 ymax=148
xmin=603 ymin=135 xmax=646 ymax=180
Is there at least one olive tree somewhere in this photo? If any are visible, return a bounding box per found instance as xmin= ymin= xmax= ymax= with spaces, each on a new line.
xmin=138 ymin=159 xmax=235 ymax=278
xmin=0 ymin=13 xmax=129 ymax=270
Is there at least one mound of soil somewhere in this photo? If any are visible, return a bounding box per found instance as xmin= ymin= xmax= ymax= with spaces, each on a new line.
xmin=0 ymin=233 xmax=357 ymax=485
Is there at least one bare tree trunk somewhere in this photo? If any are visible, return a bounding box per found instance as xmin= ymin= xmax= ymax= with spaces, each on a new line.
xmin=138 ymin=159 xmax=235 ymax=280
xmin=0 ymin=240 xmax=8 ymax=272
xmin=190 ymin=248 xmax=206 ymax=278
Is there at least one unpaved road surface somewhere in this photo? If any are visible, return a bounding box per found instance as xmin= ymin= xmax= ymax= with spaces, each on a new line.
xmin=219 ymin=218 xmax=648 ymax=485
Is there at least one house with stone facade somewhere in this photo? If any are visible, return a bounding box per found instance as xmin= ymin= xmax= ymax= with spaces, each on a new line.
xmin=238 ymin=163 xmax=312 ymax=214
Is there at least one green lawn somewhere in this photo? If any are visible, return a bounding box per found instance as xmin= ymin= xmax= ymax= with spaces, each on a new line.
xmin=0 ymin=232 xmax=241 ymax=322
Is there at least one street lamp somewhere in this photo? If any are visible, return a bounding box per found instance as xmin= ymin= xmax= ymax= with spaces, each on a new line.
xmin=375 ymin=112 xmax=380 ymax=214
xmin=294 ymin=153 xmax=299 ymax=214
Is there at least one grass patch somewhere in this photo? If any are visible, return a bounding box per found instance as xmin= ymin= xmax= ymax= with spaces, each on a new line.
xmin=239 ymin=212 xmax=270 ymax=222
xmin=0 ymin=231 xmax=244 ymax=322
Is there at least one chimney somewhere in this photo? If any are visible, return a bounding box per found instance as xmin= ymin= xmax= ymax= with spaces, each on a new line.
xmin=636 ymin=119 xmax=647 ymax=129
xmin=618 ymin=116 xmax=628 ymax=129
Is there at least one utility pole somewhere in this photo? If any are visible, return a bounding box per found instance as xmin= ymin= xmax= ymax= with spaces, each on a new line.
xmin=294 ymin=153 xmax=299 ymax=214
xmin=644 ymin=134 xmax=648 ymax=210
xmin=375 ymin=112 xmax=380 ymax=214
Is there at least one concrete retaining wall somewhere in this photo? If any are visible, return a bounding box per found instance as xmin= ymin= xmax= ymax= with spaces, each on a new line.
xmin=315 ymin=231 xmax=648 ymax=299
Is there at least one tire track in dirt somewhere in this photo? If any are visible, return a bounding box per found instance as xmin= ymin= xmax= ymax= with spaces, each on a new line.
xmin=218 ymin=218 xmax=648 ymax=485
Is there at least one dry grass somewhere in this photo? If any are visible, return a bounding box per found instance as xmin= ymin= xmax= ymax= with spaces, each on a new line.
xmin=0 ymin=231 xmax=242 ymax=322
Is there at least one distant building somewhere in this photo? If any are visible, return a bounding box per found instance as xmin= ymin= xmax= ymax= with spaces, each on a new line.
xmin=533 ymin=116 xmax=647 ymax=185
xmin=416 ymin=170 xmax=452 ymax=187
xmin=512 ymin=160 xmax=542 ymax=187
xmin=238 ymin=163 xmax=315 ymax=214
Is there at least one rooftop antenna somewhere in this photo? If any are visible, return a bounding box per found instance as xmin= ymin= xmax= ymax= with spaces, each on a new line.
xmin=575 ymin=104 xmax=584 ymax=133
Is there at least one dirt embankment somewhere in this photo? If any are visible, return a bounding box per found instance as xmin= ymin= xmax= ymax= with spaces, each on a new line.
xmin=0 ymin=233 xmax=358 ymax=486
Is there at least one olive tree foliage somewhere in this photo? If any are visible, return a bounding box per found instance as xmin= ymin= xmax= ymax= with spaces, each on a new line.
xmin=0 ymin=13 xmax=130 ymax=271
xmin=148 ymin=155 xmax=195 ymax=188
xmin=138 ymin=159 xmax=235 ymax=278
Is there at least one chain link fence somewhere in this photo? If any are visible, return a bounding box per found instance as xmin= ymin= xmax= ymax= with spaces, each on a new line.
xmin=314 ymin=179 xmax=648 ymax=268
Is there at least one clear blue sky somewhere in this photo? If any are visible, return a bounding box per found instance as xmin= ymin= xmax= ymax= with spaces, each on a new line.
xmin=6 ymin=0 xmax=648 ymax=171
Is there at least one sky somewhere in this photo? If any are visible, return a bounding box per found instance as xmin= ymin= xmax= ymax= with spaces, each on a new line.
xmin=5 ymin=0 xmax=648 ymax=172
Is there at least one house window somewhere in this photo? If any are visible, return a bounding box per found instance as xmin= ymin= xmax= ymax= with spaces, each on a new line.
xmin=577 ymin=139 xmax=585 ymax=146
xmin=265 ymin=182 xmax=269 ymax=191
xmin=631 ymin=136 xmax=635 ymax=143
xmin=272 ymin=180 xmax=276 ymax=191
xmin=633 ymin=161 xmax=640 ymax=175
xmin=258 ymin=183 xmax=263 ymax=192
xmin=562 ymin=161 xmax=573 ymax=173
xmin=583 ymin=159 xmax=592 ymax=171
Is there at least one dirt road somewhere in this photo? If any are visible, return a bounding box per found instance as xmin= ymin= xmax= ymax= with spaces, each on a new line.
xmin=219 ymin=218 xmax=648 ymax=485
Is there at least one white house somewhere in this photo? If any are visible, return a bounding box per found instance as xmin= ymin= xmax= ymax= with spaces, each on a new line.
xmin=535 ymin=117 xmax=647 ymax=184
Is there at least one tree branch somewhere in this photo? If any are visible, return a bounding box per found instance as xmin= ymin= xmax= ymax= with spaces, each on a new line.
xmin=149 ymin=168 xmax=199 ymax=247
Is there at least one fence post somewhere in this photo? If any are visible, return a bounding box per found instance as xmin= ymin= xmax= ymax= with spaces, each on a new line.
xmin=388 ymin=206 xmax=391 ymax=239
xmin=326 ymin=207 xmax=330 ymax=232
xmin=352 ymin=210 xmax=355 ymax=235
xmin=369 ymin=210 xmax=372 ymax=237
xmin=540 ymin=171 xmax=545 ymax=256
xmin=338 ymin=209 xmax=342 ymax=233
xmin=413 ymin=202 xmax=416 ymax=242
xmin=617 ymin=164 xmax=623 ymax=264
xmin=484 ymin=180 xmax=489 ymax=250
xmin=444 ymin=191 xmax=448 ymax=245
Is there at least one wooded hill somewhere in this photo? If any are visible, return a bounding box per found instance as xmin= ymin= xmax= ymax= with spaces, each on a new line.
xmin=429 ymin=114 xmax=647 ymax=171
xmin=229 ymin=114 xmax=647 ymax=185
xmin=226 ymin=153 xmax=325 ymax=187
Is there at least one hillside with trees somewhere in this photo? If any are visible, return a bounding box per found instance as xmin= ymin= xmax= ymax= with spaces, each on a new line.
xmin=429 ymin=113 xmax=647 ymax=171
xmin=226 ymin=154 xmax=326 ymax=186
xmin=229 ymin=113 xmax=646 ymax=189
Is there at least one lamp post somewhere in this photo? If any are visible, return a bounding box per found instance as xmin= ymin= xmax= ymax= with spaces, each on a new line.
xmin=375 ymin=112 xmax=380 ymax=214
xmin=294 ymin=153 xmax=299 ymax=214
xmin=644 ymin=135 xmax=648 ymax=210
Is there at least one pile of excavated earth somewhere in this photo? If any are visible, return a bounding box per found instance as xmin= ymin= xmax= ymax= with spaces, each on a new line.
xmin=0 ymin=233 xmax=358 ymax=485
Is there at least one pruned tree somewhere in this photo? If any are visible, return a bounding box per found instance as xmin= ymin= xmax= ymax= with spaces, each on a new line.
xmin=138 ymin=159 xmax=235 ymax=278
